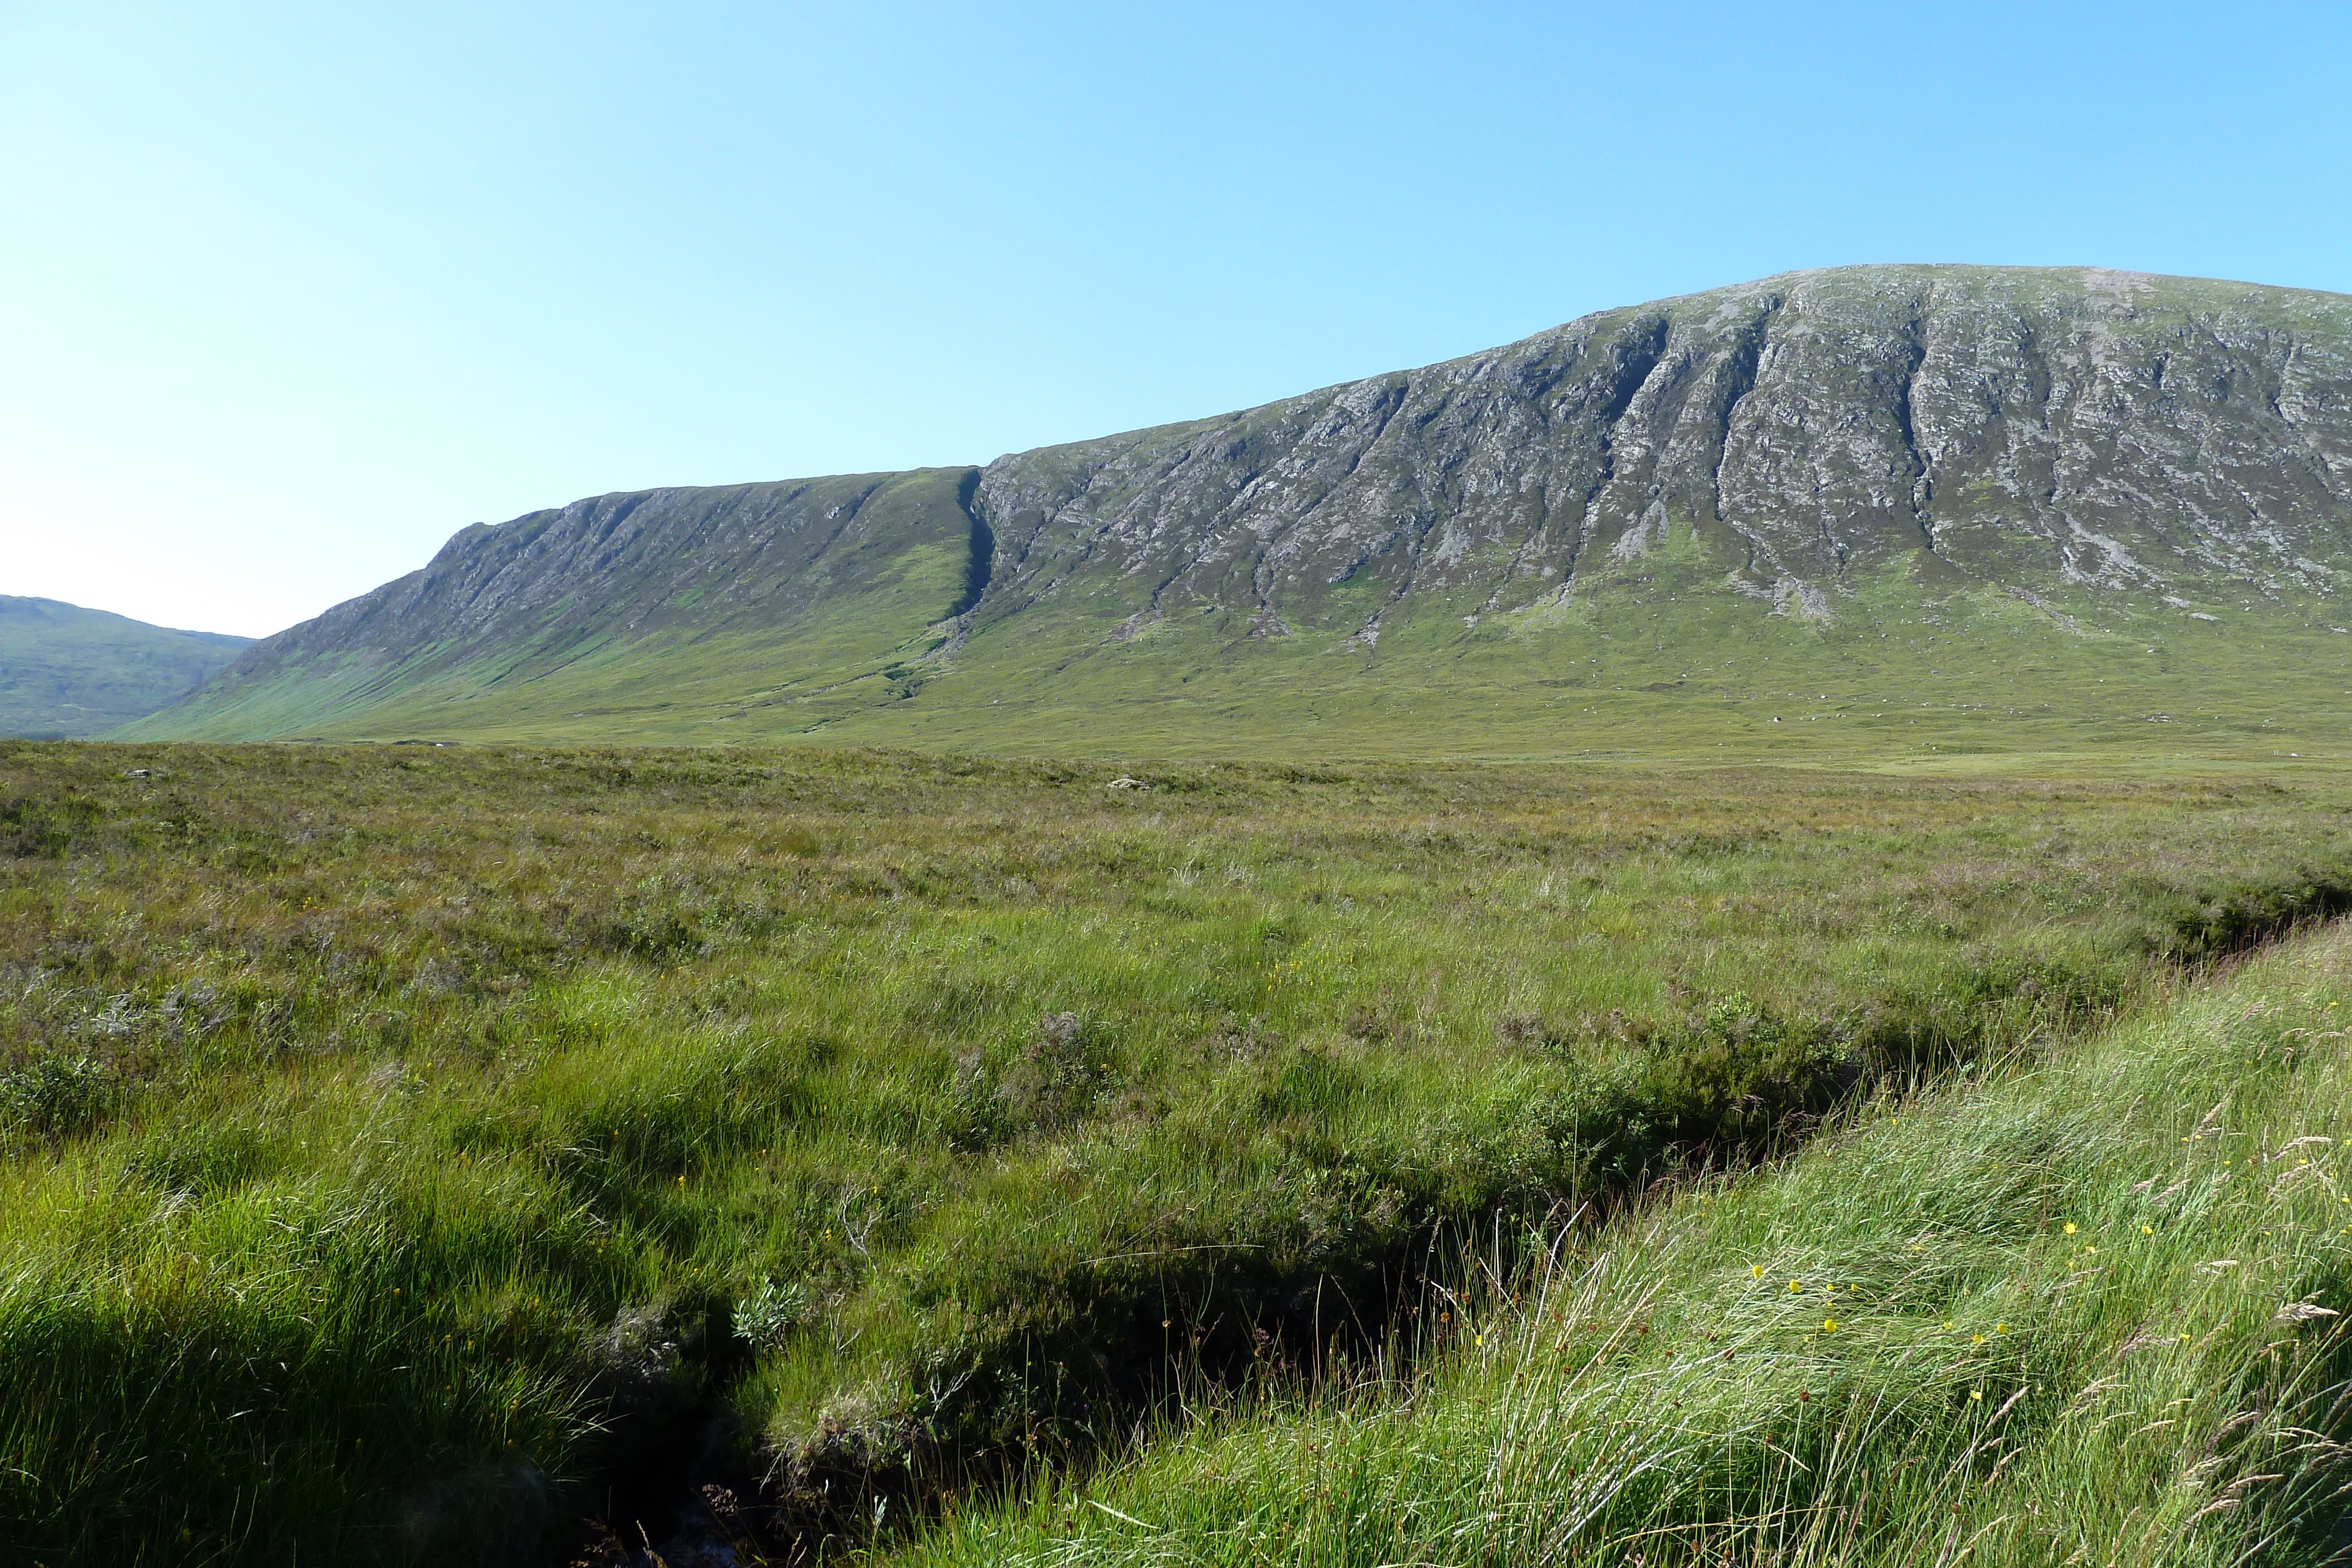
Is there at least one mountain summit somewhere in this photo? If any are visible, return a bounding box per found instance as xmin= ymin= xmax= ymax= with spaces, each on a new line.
xmin=125 ymin=266 xmax=2352 ymax=758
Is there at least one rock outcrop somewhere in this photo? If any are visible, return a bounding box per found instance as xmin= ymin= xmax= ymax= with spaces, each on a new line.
xmin=970 ymin=266 xmax=2352 ymax=636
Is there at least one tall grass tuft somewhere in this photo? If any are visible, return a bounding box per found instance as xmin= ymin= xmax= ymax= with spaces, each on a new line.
xmin=896 ymin=926 xmax=2352 ymax=1567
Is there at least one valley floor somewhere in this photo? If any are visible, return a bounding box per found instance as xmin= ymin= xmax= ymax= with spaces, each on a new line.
xmin=1 ymin=741 xmax=2348 ymax=1564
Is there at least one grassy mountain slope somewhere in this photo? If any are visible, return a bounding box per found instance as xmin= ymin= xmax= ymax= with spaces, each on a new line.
xmin=123 ymin=267 xmax=2352 ymax=759
xmin=119 ymin=467 xmax=978 ymax=742
xmin=0 ymin=596 xmax=250 ymax=738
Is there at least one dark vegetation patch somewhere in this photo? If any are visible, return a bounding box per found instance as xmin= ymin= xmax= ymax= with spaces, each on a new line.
xmin=2152 ymin=865 xmax=2352 ymax=961
xmin=0 ymin=740 xmax=2347 ymax=1563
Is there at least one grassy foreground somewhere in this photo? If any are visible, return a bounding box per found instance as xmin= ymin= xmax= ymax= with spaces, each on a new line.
xmin=900 ymin=923 xmax=2352 ymax=1568
xmin=4 ymin=742 xmax=2352 ymax=1562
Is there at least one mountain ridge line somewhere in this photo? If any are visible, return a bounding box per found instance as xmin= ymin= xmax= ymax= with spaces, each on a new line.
xmin=119 ymin=263 xmax=2352 ymax=758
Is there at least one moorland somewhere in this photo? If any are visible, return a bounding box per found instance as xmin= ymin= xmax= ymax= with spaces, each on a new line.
xmin=19 ymin=262 xmax=2352 ymax=1567
xmin=5 ymin=740 xmax=2352 ymax=1564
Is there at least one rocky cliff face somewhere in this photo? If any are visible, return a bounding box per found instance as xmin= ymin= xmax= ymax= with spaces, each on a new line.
xmin=970 ymin=266 xmax=2352 ymax=640
xmin=126 ymin=265 xmax=2352 ymax=751
xmin=211 ymin=468 xmax=978 ymax=691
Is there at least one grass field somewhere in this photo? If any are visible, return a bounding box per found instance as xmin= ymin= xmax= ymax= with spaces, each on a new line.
xmin=897 ymin=920 xmax=2352 ymax=1568
xmin=118 ymin=539 xmax=2352 ymax=771
xmin=4 ymin=741 xmax=2351 ymax=1563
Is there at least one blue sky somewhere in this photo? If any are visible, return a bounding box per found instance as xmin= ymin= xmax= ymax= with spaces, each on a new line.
xmin=5 ymin=1 xmax=2348 ymax=636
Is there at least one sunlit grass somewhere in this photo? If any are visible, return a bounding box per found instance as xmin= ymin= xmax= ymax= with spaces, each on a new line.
xmin=2 ymin=741 xmax=2349 ymax=1561
xmin=897 ymin=928 xmax=2352 ymax=1567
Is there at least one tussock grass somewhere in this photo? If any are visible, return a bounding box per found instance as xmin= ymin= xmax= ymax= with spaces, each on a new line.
xmin=899 ymin=927 xmax=2352 ymax=1567
xmin=1 ymin=741 xmax=2348 ymax=1560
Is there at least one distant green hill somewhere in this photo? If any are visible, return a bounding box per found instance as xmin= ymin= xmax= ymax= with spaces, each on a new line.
xmin=0 ymin=597 xmax=252 ymax=738
xmin=123 ymin=266 xmax=2352 ymax=763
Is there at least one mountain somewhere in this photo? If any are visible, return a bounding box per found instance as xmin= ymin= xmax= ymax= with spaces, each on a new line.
xmin=123 ymin=266 xmax=2352 ymax=760
xmin=0 ymin=597 xmax=253 ymax=738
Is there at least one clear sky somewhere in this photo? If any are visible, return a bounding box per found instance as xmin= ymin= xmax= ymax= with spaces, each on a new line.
xmin=5 ymin=1 xmax=2349 ymax=637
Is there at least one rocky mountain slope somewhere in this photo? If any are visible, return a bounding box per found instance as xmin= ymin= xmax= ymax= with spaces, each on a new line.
xmin=0 ymin=597 xmax=251 ymax=737
xmin=125 ymin=266 xmax=2352 ymax=759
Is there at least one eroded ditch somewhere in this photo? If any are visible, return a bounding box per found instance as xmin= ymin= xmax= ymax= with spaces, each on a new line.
xmin=560 ymin=866 xmax=2352 ymax=1566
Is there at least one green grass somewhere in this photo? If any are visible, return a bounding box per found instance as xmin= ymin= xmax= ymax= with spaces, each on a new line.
xmin=844 ymin=551 xmax=2352 ymax=766
xmin=4 ymin=741 xmax=2352 ymax=1562
xmin=120 ymin=548 xmax=2352 ymax=770
xmin=893 ymin=921 xmax=2352 ymax=1567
